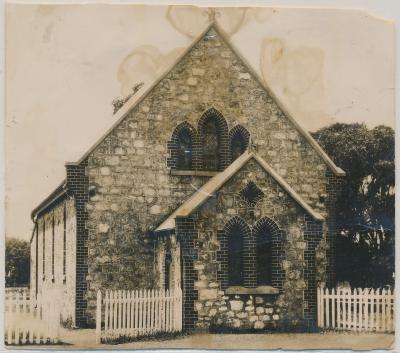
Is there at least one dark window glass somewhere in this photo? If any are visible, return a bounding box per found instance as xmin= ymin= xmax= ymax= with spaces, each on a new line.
xmin=42 ymin=220 xmax=45 ymax=278
xmin=35 ymin=226 xmax=38 ymax=298
xmin=227 ymin=224 xmax=244 ymax=286
xmin=202 ymin=118 xmax=220 ymax=170
xmin=63 ymin=204 xmax=67 ymax=277
xmin=177 ymin=129 xmax=192 ymax=170
xmin=256 ymin=225 xmax=273 ymax=285
xmin=52 ymin=213 xmax=55 ymax=277
xmin=231 ymin=133 xmax=246 ymax=161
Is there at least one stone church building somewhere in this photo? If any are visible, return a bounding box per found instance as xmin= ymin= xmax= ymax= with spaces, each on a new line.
xmin=30 ymin=23 xmax=345 ymax=331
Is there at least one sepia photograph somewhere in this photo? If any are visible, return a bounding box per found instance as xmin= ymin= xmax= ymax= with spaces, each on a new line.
xmin=4 ymin=2 xmax=395 ymax=350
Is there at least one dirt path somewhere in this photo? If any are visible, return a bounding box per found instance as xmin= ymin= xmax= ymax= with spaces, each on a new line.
xmin=9 ymin=329 xmax=395 ymax=350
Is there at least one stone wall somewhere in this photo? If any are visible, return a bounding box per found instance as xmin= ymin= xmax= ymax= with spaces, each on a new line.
xmin=182 ymin=158 xmax=323 ymax=330
xmin=30 ymin=197 xmax=77 ymax=326
xmin=81 ymin=25 xmax=336 ymax=323
xmin=206 ymin=294 xmax=281 ymax=331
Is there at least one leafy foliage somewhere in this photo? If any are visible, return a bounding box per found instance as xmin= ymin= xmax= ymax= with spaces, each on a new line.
xmin=5 ymin=237 xmax=30 ymax=287
xmin=92 ymin=209 xmax=155 ymax=290
xmin=312 ymin=123 xmax=394 ymax=287
xmin=112 ymin=82 xmax=144 ymax=115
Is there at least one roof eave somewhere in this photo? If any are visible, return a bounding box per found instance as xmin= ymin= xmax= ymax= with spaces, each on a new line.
xmin=31 ymin=180 xmax=68 ymax=220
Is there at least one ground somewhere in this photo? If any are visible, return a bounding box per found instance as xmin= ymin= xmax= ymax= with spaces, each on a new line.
xmin=10 ymin=329 xmax=395 ymax=350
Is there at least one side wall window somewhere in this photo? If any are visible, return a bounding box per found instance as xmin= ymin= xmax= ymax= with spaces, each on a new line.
xmin=63 ymin=204 xmax=67 ymax=279
xmin=42 ymin=219 xmax=45 ymax=279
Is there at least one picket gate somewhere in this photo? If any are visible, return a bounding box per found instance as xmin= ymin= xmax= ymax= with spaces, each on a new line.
xmin=96 ymin=287 xmax=183 ymax=343
xmin=317 ymin=287 xmax=394 ymax=333
xmin=5 ymin=289 xmax=61 ymax=345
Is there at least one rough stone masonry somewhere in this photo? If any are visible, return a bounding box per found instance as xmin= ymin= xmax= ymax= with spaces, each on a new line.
xmin=30 ymin=24 xmax=344 ymax=330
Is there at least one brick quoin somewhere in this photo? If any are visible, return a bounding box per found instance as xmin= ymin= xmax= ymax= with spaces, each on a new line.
xmin=66 ymin=160 xmax=89 ymax=327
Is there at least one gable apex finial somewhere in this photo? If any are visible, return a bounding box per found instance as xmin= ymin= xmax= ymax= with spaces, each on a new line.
xmin=203 ymin=7 xmax=220 ymax=23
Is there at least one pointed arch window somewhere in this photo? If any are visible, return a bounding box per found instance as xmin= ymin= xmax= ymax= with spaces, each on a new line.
xmin=202 ymin=117 xmax=220 ymax=171
xmin=176 ymin=129 xmax=193 ymax=170
xmin=223 ymin=218 xmax=251 ymax=287
xmin=254 ymin=222 xmax=273 ymax=286
xmin=229 ymin=125 xmax=250 ymax=162
xmin=227 ymin=223 xmax=244 ymax=286
xmin=169 ymin=122 xmax=195 ymax=171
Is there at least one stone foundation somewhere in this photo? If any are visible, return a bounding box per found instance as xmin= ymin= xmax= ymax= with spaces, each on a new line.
xmin=196 ymin=293 xmax=281 ymax=331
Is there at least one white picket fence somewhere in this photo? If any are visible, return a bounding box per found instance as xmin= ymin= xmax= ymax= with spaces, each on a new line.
xmin=96 ymin=287 xmax=183 ymax=343
xmin=5 ymin=287 xmax=30 ymax=300
xmin=317 ymin=287 xmax=394 ymax=332
xmin=5 ymin=289 xmax=61 ymax=345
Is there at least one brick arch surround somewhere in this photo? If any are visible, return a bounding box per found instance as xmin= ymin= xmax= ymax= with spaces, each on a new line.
xmin=197 ymin=108 xmax=230 ymax=171
xmin=217 ymin=216 xmax=251 ymax=289
xmin=217 ymin=216 xmax=286 ymax=290
xmin=229 ymin=124 xmax=250 ymax=161
xmin=167 ymin=122 xmax=198 ymax=170
xmin=253 ymin=217 xmax=286 ymax=290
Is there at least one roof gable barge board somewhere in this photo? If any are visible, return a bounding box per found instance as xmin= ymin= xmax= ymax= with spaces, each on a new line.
xmin=65 ymin=22 xmax=344 ymax=177
xmin=155 ymin=151 xmax=324 ymax=232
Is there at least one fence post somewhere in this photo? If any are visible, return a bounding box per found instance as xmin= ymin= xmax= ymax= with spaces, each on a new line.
xmin=96 ymin=290 xmax=102 ymax=344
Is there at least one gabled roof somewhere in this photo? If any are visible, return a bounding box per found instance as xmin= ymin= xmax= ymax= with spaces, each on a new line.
xmin=33 ymin=21 xmax=345 ymax=222
xmin=65 ymin=22 xmax=345 ymax=177
xmin=155 ymin=150 xmax=324 ymax=232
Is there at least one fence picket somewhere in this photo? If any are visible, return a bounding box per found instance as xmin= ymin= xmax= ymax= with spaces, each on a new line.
xmin=336 ymin=288 xmax=340 ymax=329
xmin=5 ymin=290 xmax=60 ymax=345
xmin=28 ymin=298 xmax=34 ymax=343
xmin=134 ymin=290 xmax=139 ymax=337
xmin=96 ymin=290 xmax=102 ymax=343
xmin=362 ymin=288 xmax=368 ymax=331
xmin=317 ymin=288 xmax=321 ymax=327
xmin=317 ymin=286 xmax=394 ymax=334
xmin=96 ymin=287 xmax=183 ymax=342
xmin=382 ymin=288 xmax=386 ymax=332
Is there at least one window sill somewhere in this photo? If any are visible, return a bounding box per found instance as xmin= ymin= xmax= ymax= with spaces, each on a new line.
xmin=170 ymin=170 xmax=218 ymax=177
xmin=225 ymin=285 xmax=279 ymax=295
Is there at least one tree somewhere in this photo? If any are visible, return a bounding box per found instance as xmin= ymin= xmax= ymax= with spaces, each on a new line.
xmin=5 ymin=237 xmax=30 ymax=287
xmin=312 ymin=123 xmax=394 ymax=287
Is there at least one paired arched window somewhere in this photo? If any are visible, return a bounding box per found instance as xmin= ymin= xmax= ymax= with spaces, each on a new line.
xmin=219 ymin=217 xmax=280 ymax=288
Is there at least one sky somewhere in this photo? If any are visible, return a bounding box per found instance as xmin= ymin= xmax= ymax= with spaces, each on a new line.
xmin=5 ymin=4 xmax=395 ymax=240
